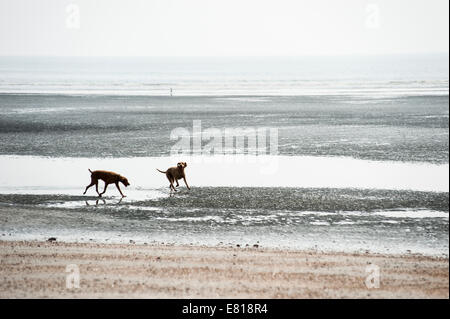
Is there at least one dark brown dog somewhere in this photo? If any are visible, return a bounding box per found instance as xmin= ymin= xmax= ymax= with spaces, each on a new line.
xmin=157 ymin=162 xmax=190 ymax=191
xmin=83 ymin=169 xmax=130 ymax=197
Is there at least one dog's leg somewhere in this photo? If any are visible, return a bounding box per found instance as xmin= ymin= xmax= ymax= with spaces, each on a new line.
xmin=99 ymin=182 xmax=109 ymax=196
xmin=83 ymin=182 xmax=94 ymax=195
xmin=183 ymin=177 xmax=191 ymax=190
xmin=167 ymin=174 xmax=177 ymax=192
xmin=95 ymin=182 xmax=101 ymax=197
xmin=169 ymin=180 xmax=177 ymax=191
xmin=175 ymin=179 xmax=180 ymax=187
xmin=83 ymin=177 xmax=96 ymax=195
xmin=115 ymin=182 xmax=126 ymax=197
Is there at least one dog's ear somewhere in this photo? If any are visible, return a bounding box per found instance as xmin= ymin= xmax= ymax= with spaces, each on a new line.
xmin=183 ymin=162 xmax=187 ymax=167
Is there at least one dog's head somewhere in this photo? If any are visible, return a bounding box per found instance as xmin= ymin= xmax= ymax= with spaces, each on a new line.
xmin=177 ymin=162 xmax=187 ymax=169
xmin=120 ymin=176 xmax=130 ymax=187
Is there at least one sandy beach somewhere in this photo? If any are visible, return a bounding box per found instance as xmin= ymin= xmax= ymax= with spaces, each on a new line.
xmin=0 ymin=240 xmax=447 ymax=299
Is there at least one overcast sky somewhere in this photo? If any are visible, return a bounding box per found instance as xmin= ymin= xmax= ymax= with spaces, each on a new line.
xmin=0 ymin=0 xmax=448 ymax=56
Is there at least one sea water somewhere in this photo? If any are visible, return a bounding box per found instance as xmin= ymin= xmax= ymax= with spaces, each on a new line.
xmin=0 ymin=55 xmax=448 ymax=255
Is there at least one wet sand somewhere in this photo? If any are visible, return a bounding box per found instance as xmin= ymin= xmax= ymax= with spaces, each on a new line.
xmin=0 ymin=240 xmax=448 ymax=299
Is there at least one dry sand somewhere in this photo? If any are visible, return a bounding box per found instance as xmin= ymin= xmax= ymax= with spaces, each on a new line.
xmin=0 ymin=240 xmax=448 ymax=299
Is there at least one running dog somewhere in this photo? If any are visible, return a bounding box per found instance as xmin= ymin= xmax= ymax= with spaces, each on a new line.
xmin=83 ymin=169 xmax=130 ymax=197
xmin=157 ymin=162 xmax=190 ymax=191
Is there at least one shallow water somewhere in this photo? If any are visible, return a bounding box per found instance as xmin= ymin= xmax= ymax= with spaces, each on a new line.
xmin=0 ymin=155 xmax=446 ymax=256
xmin=0 ymin=155 xmax=448 ymax=192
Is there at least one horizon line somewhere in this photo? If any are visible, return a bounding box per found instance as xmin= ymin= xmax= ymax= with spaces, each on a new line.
xmin=0 ymin=52 xmax=448 ymax=59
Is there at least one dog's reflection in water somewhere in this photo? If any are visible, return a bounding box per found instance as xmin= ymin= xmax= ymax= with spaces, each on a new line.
xmin=85 ymin=197 xmax=123 ymax=206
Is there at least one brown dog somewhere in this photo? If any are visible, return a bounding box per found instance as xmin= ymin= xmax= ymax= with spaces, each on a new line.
xmin=157 ymin=162 xmax=190 ymax=191
xmin=83 ymin=169 xmax=130 ymax=197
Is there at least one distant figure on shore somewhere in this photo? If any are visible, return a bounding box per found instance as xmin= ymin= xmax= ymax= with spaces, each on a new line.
xmin=170 ymin=88 xmax=173 ymax=96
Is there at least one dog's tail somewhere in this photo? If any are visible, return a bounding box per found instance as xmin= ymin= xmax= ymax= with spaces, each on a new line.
xmin=88 ymin=169 xmax=93 ymax=174
xmin=156 ymin=169 xmax=166 ymax=174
